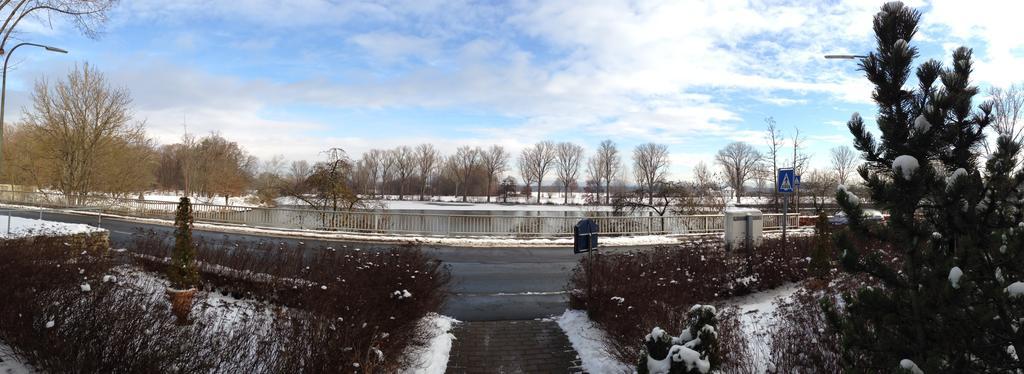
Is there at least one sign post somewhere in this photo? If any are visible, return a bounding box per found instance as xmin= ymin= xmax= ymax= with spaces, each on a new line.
xmin=574 ymin=219 xmax=600 ymax=301
xmin=777 ymin=168 xmax=795 ymax=243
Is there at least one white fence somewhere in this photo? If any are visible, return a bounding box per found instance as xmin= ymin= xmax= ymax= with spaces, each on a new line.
xmin=0 ymin=191 xmax=800 ymax=237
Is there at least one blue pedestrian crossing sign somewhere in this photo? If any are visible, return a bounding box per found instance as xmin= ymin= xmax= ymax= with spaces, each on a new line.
xmin=778 ymin=168 xmax=795 ymax=193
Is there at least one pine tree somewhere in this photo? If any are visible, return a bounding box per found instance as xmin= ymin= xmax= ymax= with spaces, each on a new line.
xmin=168 ymin=196 xmax=200 ymax=289
xmin=823 ymin=2 xmax=1024 ymax=371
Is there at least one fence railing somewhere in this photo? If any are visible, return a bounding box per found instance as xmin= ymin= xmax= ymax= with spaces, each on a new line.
xmin=0 ymin=191 xmax=800 ymax=237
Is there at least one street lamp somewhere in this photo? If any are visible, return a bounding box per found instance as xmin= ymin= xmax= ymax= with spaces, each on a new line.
xmin=824 ymin=54 xmax=868 ymax=60
xmin=0 ymin=42 xmax=68 ymax=175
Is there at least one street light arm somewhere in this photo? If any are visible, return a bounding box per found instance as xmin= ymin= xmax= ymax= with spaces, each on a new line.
xmin=824 ymin=54 xmax=869 ymax=60
xmin=0 ymin=41 xmax=67 ymax=177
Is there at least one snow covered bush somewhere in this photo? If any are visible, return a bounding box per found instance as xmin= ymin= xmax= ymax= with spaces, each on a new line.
xmin=825 ymin=2 xmax=1024 ymax=371
xmin=636 ymin=305 xmax=719 ymax=374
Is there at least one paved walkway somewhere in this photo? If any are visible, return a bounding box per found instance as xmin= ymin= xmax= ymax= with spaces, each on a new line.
xmin=446 ymin=320 xmax=585 ymax=373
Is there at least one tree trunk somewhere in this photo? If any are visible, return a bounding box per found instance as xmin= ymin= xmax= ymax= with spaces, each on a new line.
xmin=486 ymin=178 xmax=492 ymax=203
xmin=564 ymin=183 xmax=569 ymax=204
xmin=605 ymin=180 xmax=611 ymax=205
xmin=536 ymin=179 xmax=542 ymax=204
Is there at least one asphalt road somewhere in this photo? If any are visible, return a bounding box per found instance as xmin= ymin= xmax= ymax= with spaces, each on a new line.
xmin=4 ymin=209 xmax=611 ymax=321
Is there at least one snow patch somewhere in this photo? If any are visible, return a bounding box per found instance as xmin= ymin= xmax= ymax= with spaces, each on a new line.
xmin=553 ymin=310 xmax=633 ymax=374
xmin=837 ymin=184 xmax=860 ymax=205
xmin=892 ymin=155 xmax=920 ymax=180
xmin=1006 ymin=282 xmax=1024 ymax=297
xmin=0 ymin=340 xmax=36 ymax=374
xmin=913 ymin=115 xmax=931 ymax=133
xmin=946 ymin=168 xmax=968 ymax=191
xmin=948 ymin=267 xmax=963 ymax=289
xmin=900 ymin=358 xmax=924 ymax=374
xmin=0 ymin=217 xmax=105 ymax=239
xmin=400 ymin=314 xmax=458 ymax=374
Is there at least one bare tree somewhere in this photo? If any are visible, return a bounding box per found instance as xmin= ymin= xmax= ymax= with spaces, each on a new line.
xmin=632 ymin=142 xmax=670 ymax=205
xmin=803 ymin=169 xmax=838 ymax=213
xmin=18 ymin=63 xmax=150 ymax=203
xmin=555 ymin=142 xmax=584 ymax=204
xmin=715 ymin=142 xmax=762 ymax=203
xmin=288 ymin=160 xmax=311 ymax=185
xmin=595 ymin=140 xmax=621 ymax=204
xmin=192 ymin=133 xmax=254 ymax=203
xmin=391 ymin=146 xmax=417 ymax=200
xmin=280 ymin=148 xmax=367 ymax=227
xmin=989 ymin=84 xmax=1024 ymax=146
xmin=415 ymin=144 xmax=440 ymax=200
xmin=764 ymin=117 xmax=785 ymax=207
xmin=517 ymin=151 xmax=535 ymax=201
xmin=378 ymin=150 xmax=396 ymax=197
xmin=360 ymin=149 xmax=384 ymax=197
xmin=830 ymin=146 xmax=858 ymax=186
xmin=693 ymin=161 xmax=727 ymax=212
xmin=585 ymin=156 xmax=602 ymax=204
xmin=453 ymin=146 xmax=480 ymax=202
xmin=479 ymin=145 xmax=510 ymax=202
xmin=791 ymin=126 xmax=810 ymax=212
xmin=752 ymin=160 xmax=771 ymax=198
xmin=0 ymin=1 xmax=117 ymax=55
xmin=520 ymin=141 xmax=556 ymax=203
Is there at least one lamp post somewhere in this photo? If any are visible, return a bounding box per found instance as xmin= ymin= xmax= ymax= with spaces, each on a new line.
xmin=824 ymin=54 xmax=868 ymax=60
xmin=0 ymin=42 xmax=68 ymax=176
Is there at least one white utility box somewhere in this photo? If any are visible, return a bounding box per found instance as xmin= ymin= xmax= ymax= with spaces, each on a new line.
xmin=723 ymin=205 xmax=763 ymax=252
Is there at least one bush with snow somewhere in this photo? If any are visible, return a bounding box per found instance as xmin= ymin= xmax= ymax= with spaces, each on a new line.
xmin=1005 ymin=282 xmax=1024 ymax=298
xmin=900 ymin=359 xmax=924 ymax=374
xmin=948 ymin=267 xmax=963 ymax=289
xmin=892 ymin=155 xmax=919 ymax=181
xmin=637 ymin=305 xmax=719 ymax=374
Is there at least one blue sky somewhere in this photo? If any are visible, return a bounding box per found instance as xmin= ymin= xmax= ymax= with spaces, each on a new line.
xmin=6 ymin=0 xmax=1024 ymax=179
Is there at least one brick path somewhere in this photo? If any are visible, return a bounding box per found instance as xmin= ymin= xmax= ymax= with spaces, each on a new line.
xmin=446 ymin=320 xmax=585 ymax=374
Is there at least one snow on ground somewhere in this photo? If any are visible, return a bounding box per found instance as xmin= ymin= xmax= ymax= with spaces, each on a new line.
xmin=550 ymin=310 xmax=633 ymax=374
xmin=724 ymin=282 xmax=803 ymax=373
xmin=0 ymin=341 xmax=36 ymax=374
xmin=141 ymin=191 xmax=257 ymax=207
xmin=0 ymin=216 xmax=105 ymax=239
xmin=376 ymin=199 xmax=614 ymax=212
xmin=400 ymin=314 xmax=459 ymax=374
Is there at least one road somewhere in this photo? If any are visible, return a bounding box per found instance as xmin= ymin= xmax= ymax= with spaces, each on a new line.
xmin=4 ymin=209 xmax=613 ymax=321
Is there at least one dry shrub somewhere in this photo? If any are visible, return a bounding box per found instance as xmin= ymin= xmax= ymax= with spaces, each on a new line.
xmin=716 ymin=307 xmax=758 ymax=374
xmin=0 ymin=231 xmax=450 ymax=373
xmin=568 ymin=236 xmax=813 ymax=364
xmin=768 ymin=272 xmax=884 ymax=373
xmin=129 ymin=229 xmax=451 ymax=372
xmin=0 ymin=236 xmax=267 ymax=373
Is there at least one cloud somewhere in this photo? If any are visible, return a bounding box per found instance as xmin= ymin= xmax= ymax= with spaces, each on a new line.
xmin=757 ymin=97 xmax=808 ymax=106
xmin=17 ymin=0 xmax=1016 ymax=181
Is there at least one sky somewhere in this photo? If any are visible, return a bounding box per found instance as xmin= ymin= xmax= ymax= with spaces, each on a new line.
xmin=5 ymin=0 xmax=1024 ymax=180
